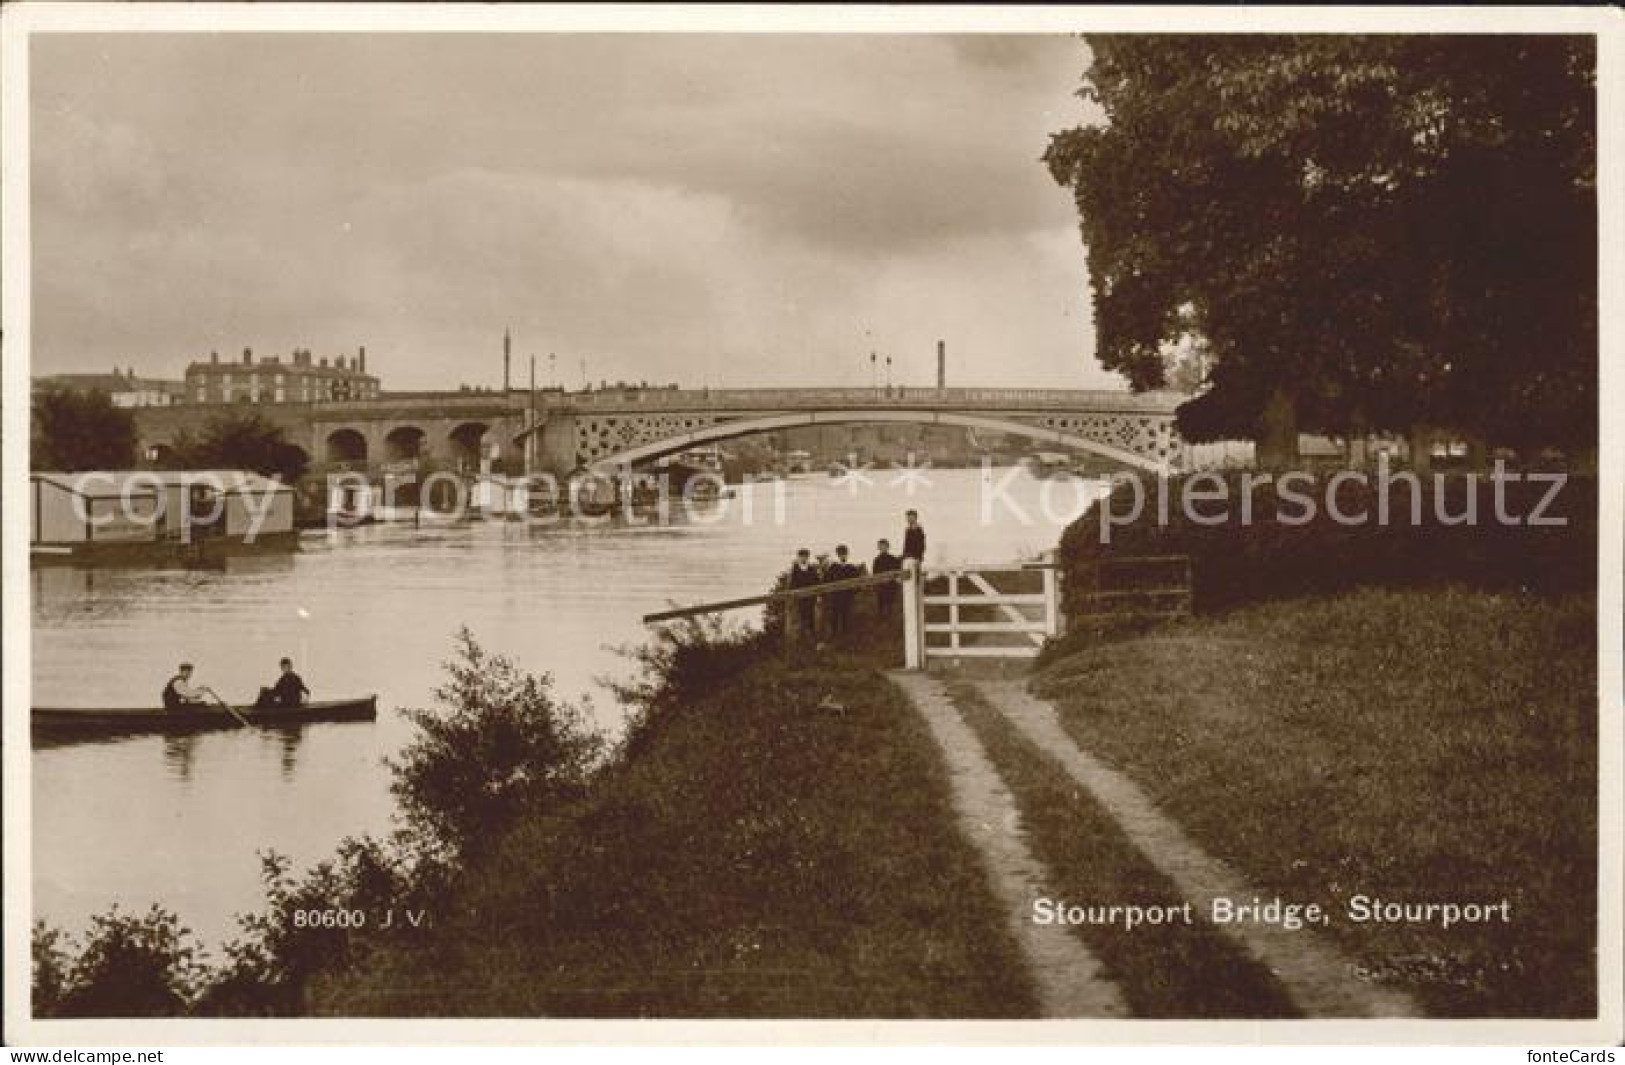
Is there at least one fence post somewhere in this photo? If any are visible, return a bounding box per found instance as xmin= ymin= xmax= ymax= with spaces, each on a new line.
xmin=902 ymin=561 xmax=923 ymax=670
xmin=948 ymin=571 xmax=961 ymax=653
xmin=783 ymin=589 xmax=800 ymax=658
xmin=1043 ymin=566 xmax=1059 ymax=638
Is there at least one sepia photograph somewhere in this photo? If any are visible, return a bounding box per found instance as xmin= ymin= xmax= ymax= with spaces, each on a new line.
xmin=2 ymin=3 xmax=1619 ymax=1049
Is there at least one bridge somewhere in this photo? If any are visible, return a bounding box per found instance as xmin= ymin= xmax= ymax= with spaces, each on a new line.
xmin=133 ymin=386 xmax=1192 ymax=477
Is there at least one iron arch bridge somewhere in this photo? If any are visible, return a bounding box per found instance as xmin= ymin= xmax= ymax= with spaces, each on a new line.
xmin=562 ymin=388 xmax=1189 ymax=474
xmin=132 ymin=387 xmax=1192 ymax=476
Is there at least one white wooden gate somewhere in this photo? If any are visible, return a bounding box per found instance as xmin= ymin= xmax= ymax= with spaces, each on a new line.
xmin=902 ymin=563 xmax=1061 ymax=668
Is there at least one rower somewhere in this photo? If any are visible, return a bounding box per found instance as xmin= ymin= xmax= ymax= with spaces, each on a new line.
xmin=162 ymin=663 xmax=214 ymax=711
xmin=256 ymin=657 xmax=311 ymax=709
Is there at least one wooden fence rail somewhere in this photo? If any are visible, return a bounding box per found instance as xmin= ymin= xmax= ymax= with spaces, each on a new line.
xmin=641 ymin=569 xmax=906 ymax=625
xmin=640 ymin=555 xmax=1190 ymax=669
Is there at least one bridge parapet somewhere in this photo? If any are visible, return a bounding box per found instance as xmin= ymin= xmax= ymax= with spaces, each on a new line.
xmin=551 ymin=386 xmax=1185 ymax=415
xmin=319 ymin=393 xmax=522 ymax=418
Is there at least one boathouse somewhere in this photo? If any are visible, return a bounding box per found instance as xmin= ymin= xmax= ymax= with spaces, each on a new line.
xmin=30 ymin=472 xmax=163 ymax=547
xmin=155 ymin=470 xmax=295 ymax=540
xmin=30 ymin=470 xmax=295 ymax=552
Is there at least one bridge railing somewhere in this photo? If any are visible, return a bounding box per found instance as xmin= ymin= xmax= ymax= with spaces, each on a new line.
xmin=554 ymin=386 xmax=1185 ymax=414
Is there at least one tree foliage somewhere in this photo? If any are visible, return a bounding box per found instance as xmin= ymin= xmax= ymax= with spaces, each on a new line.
xmin=159 ymin=412 xmax=310 ymax=481
xmin=31 ymin=388 xmax=138 ymax=471
xmin=1045 ymin=35 xmax=1596 ymax=452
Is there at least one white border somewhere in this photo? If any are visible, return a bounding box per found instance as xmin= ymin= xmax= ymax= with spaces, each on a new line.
xmin=3 ymin=2 xmax=1621 ymax=1048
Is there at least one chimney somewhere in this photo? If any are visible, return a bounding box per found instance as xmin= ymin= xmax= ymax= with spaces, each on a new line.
xmin=210 ymin=350 xmax=219 ymax=364
xmin=503 ymin=328 xmax=511 ymax=393
xmin=359 ymin=345 xmax=367 ymax=374
xmin=320 ymin=356 xmax=329 ymax=368
xmin=243 ymin=347 xmax=253 ymax=365
xmin=936 ymin=340 xmax=946 ymax=390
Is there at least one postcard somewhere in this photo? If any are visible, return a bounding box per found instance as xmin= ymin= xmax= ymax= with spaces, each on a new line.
xmin=3 ymin=3 xmax=1619 ymax=1050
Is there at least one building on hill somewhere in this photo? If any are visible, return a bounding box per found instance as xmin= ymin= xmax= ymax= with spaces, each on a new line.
xmin=33 ymin=369 xmax=185 ymax=408
xmin=184 ymin=346 xmax=381 ymax=404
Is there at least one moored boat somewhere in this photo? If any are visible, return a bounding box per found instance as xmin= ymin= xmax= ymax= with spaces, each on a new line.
xmin=32 ymin=695 xmax=378 ymax=734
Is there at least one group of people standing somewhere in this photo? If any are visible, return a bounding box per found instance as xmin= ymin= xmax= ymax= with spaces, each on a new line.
xmin=786 ymin=509 xmax=927 ymax=640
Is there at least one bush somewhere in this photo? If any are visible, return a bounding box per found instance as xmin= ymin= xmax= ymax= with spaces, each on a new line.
xmin=1059 ymin=470 xmax=1595 ymax=618
xmin=194 ymin=841 xmax=413 ymax=1016
xmin=389 ymin=628 xmax=606 ymax=861
xmin=609 ymin=613 xmax=766 ymax=762
xmin=33 ymin=906 xmax=204 ymax=1017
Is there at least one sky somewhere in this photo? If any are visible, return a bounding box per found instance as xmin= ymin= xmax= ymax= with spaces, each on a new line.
xmin=30 ymin=32 xmax=1120 ymax=392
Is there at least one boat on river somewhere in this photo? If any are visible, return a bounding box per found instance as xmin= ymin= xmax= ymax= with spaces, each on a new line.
xmin=32 ymin=695 xmax=378 ymax=734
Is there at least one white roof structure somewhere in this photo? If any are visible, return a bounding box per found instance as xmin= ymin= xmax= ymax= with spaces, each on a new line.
xmin=31 ymin=470 xmax=291 ymax=497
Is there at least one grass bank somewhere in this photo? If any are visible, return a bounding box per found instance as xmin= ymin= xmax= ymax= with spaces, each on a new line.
xmin=1029 ymin=588 xmax=1596 ymax=1017
xmin=311 ymin=632 xmax=1037 ymax=1017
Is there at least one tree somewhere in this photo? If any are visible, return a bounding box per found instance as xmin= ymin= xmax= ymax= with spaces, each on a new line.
xmin=178 ymin=413 xmax=310 ymax=482
xmin=1045 ymin=35 xmax=1596 ymax=463
xmin=31 ymin=388 xmax=138 ymax=471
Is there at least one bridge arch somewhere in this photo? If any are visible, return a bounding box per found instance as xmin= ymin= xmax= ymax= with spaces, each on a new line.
xmin=281 ymin=443 xmax=312 ymax=472
xmin=589 ymin=410 xmax=1173 ymax=474
xmin=448 ymin=421 xmax=490 ymax=466
xmin=384 ymin=425 xmax=427 ymax=461
xmin=325 ymin=428 xmax=368 ymax=463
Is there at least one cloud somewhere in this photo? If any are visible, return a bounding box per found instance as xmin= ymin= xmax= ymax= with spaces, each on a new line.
xmin=27 ymin=32 xmax=1112 ymax=391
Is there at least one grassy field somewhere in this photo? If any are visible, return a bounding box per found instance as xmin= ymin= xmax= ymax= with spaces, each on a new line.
xmin=1028 ymin=588 xmax=1597 ymax=1017
xmin=313 ymin=638 xmax=1038 ymax=1017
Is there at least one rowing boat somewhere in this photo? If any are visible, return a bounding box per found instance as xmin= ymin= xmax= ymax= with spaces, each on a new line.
xmin=32 ymin=695 xmax=378 ymax=733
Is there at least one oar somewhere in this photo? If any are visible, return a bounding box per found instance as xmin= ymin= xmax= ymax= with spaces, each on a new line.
xmin=206 ymin=690 xmax=253 ymax=728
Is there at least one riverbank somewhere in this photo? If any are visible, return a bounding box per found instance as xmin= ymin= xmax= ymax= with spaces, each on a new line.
xmin=32 ymin=582 xmax=1598 ymax=1019
xmin=307 ymin=622 xmax=1037 ymax=1017
xmin=1014 ymin=588 xmax=1596 ymax=1016
xmin=311 ymin=585 xmax=1596 ymax=1019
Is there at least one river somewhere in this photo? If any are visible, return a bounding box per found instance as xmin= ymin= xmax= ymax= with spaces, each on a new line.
xmin=31 ymin=466 xmax=1106 ymax=944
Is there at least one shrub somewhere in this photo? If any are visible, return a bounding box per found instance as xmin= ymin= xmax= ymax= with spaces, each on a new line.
xmin=609 ymin=613 xmax=766 ymax=761
xmin=194 ymin=841 xmax=413 ymax=1016
xmin=31 ymin=922 xmax=72 ymax=1017
xmin=389 ymin=628 xmax=606 ymax=861
xmin=33 ymin=906 xmax=204 ymax=1018
xmin=1059 ymin=470 xmax=1595 ymax=618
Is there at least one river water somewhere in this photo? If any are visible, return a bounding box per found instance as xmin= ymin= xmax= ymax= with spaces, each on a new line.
xmin=31 ymin=467 xmax=1105 ymax=944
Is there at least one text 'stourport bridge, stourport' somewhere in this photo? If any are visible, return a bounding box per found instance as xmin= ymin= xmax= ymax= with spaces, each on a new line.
xmin=133 ymin=386 xmax=1195 ymax=477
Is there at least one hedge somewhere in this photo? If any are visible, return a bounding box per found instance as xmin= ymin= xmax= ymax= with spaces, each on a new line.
xmin=1057 ymin=469 xmax=1595 ymax=618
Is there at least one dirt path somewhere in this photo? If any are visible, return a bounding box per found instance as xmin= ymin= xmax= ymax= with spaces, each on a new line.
xmin=888 ymin=671 xmax=1128 ymax=1018
xmin=974 ymin=679 xmax=1418 ymax=1019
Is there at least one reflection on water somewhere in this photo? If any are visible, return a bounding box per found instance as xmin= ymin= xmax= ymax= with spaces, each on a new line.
xmin=162 ymin=734 xmax=198 ymax=781
xmin=31 ymin=468 xmax=1104 ymax=942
